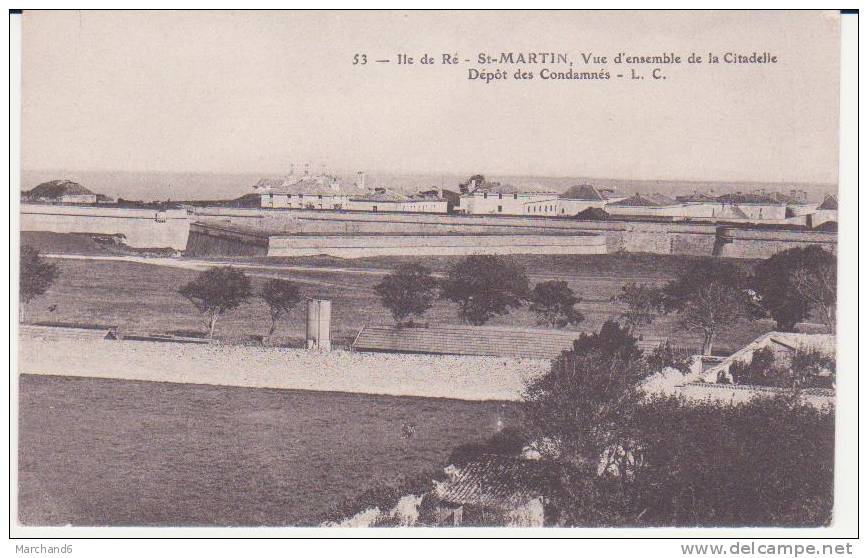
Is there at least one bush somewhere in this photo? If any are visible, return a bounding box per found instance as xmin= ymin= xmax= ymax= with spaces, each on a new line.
xmin=728 ymin=346 xmax=836 ymax=390
xmin=627 ymin=395 xmax=834 ymax=527
xmin=440 ymin=255 xmax=530 ymax=325
xmin=752 ymin=246 xmax=836 ymax=332
xmin=178 ymin=266 xmax=252 ymax=338
xmin=541 ymin=396 xmax=834 ymax=527
xmin=646 ymin=341 xmax=692 ymax=374
xmin=20 ymin=245 xmax=59 ymax=306
xmin=524 ymin=321 xmax=649 ymax=467
xmin=529 ymin=280 xmax=584 ymax=328
xmin=373 ymin=263 xmax=438 ymax=324
xmin=259 ymin=278 xmax=302 ymax=337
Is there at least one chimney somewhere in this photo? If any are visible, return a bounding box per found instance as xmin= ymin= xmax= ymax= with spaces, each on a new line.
xmin=356 ymin=171 xmax=366 ymax=190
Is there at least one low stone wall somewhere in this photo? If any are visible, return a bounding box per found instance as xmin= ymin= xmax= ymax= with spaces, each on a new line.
xmin=676 ymin=381 xmax=834 ymax=409
xmin=19 ymin=333 xmax=547 ymax=401
xmin=21 ymin=203 xmax=191 ymax=250
xmin=267 ymin=233 xmax=607 ymax=258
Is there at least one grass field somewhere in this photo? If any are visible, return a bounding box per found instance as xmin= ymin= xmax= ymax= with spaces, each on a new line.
xmin=18 ymin=374 xmax=518 ymax=526
xmin=22 ymin=252 xmax=773 ymax=354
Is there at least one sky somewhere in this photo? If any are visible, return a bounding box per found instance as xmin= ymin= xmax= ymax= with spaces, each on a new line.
xmin=20 ymin=10 xmax=841 ymax=184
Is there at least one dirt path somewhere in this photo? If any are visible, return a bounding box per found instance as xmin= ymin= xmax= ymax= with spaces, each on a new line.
xmin=44 ymin=253 xmax=669 ymax=285
xmin=19 ymin=331 xmax=547 ymax=401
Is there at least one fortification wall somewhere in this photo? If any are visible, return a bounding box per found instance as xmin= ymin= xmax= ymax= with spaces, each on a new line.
xmin=191 ymin=207 xmax=836 ymax=259
xmin=714 ymin=228 xmax=837 ymax=258
xmin=21 ymin=204 xmax=190 ymax=250
xmin=267 ymin=233 xmax=607 ymax=258
xmin=185 ymin=224 xmax=269 ymax=257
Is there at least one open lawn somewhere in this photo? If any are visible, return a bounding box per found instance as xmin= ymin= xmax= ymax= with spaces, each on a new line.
xmin=22 ymin=253 xmax=774 ymax=354
xmin=18 ymin=374 xmax=518 ymax=526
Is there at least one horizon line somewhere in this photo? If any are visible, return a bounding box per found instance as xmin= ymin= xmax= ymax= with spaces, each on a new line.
xmin=19 ymin=167 xmax=839 ymax=188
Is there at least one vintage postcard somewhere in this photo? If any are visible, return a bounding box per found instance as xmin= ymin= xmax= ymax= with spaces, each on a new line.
xmin=10 ymin=9 xmax=858 ymax=541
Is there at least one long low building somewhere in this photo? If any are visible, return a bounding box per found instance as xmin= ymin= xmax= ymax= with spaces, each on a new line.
xmin=352 ymin=323 xmax=669 ymax=359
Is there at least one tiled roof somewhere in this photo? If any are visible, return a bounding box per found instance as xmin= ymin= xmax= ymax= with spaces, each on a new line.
xmin=352 ymin=324 xmax=667 ymax=360
xmin=562 ymin=184 xmax=605 ymax=201
xmin=350 ymin=189 xmax=411 ymax=202
xmin=716 ymin=192 xmax=784 ymax=205
xmin=433 ymin=457 xmax=549 ymax=508
xmin=254 ymin=174 xmax=361 ymax=196
xmin=608 ymin=193 xmax=679 ymax=207
xmin=676 ymin=192 xmax=718 ymax=203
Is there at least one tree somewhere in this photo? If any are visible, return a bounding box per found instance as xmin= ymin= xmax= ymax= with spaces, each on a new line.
xmin=178 ymin=266 xmax=252 ymax=339
xmin=19 ymin=245 xmax=59 ymax=322
xmin=259 ymin=278 xmax=302 ymax=337
xmin=616 ymin=282 xmax=663 ymax=333
xmin=790 ymin=257 xmax=837 ymax=334
xmin=440 ymin=255 xmax=530 ymax=325
xmin=373 ymin=263 xmax=439 ymax=325
xmin=529 ymin=280 xmax=584 ymax=328
xmin=661 ymin=260 xmax=758 ymax=355
xmin=752 ymin=246 xmax=837 ymax=331
xmin=524 ymin=321 xmax=650 ymax=469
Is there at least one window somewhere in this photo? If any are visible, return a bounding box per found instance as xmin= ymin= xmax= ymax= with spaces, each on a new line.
xmin=483 ymin=192 xmax=488 ymax=199
xmin=373 ymin=206 xmax=378 ymax=212
xmin=318 ymin=195 xmax=323 ymax=200
xmin=513 ymin=193 xmax=518 ymax=200
xmin=498 ymin=193 xmax=503 ymax=200
xmin=497 ymin=205 xmax=502 ymax=213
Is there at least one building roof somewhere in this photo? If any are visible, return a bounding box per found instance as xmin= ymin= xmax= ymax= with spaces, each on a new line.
xmin=676 ymin=192 xmax=718 ymax=203
xmin=26 ymin=180 xmax=95 ymax=199
xmin=465 ymin=180 xmax=556 ymax=196
xmin=254 ymin=174 xmax=362 ymax=196
xmin=716 ymin=204 xmax=751 ymax=220
xmin=350 ymin=188 xmax=411 ymax=202
xmin=698 ymin=332 xmax=835 ymax=383
xmin=716 ymin=192 xmax=785 ymax=205
xmin=607 ymin=193 xmax=679 ymax=207
xmin=814 ymin=220 xmax=837 ymax=232
xmin=818 ymin=194 xmax=838 ymax=210
xmin=433 ymin=456 xmax=551 ymax=508
xmin=352 ymin=324 xmax=667 ymax=360
xmin=575 ymin=207 xmax=610 ymax=220
xmin=562 ymin=184 xmax=605 ymax=201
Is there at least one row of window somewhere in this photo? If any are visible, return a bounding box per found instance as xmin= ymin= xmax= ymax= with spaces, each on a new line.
xmin=526 ymin=204 xmax=557 ymax=213
xmin=482 ymin=192 xmax=520 ymax=200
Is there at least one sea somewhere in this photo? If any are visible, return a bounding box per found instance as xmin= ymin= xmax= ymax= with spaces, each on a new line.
xmin=19 ymin=169 xmax=838 ymax=204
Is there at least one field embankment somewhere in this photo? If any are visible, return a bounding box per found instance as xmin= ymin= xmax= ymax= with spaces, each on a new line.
xmin=18 ymin=374 xmax=518 ymax=526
